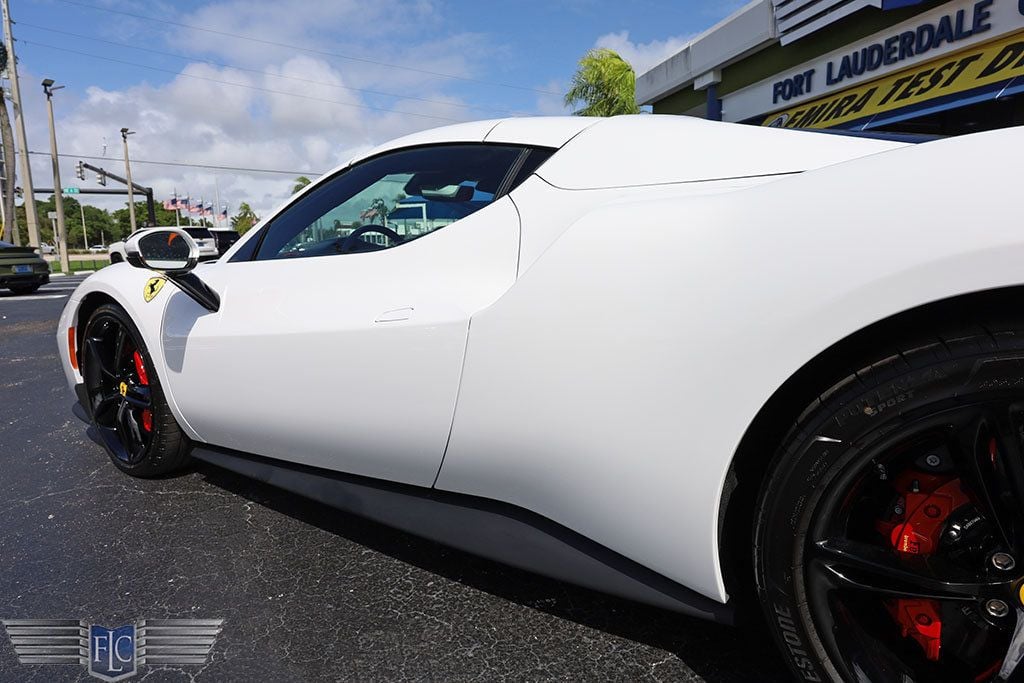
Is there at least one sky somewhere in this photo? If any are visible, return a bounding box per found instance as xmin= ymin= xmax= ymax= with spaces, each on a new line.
xmin=8 ymin=0 xmax=741 ymax=221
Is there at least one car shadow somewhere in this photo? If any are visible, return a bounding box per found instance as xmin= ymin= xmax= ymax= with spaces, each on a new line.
xmin=191 ymin=459 xmax=791 ymax=682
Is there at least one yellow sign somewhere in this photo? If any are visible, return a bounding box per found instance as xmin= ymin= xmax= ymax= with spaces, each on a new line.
xmin=119 ymin=382 xmax=128 ymax=397
xmin=763 ymin=30 xmax=1024 ymax=129
xmin=143 ymin=277 xmax=166 ymax=303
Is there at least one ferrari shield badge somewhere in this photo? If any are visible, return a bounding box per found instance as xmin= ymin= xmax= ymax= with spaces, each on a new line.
xmin=143 ymin=277 xmax=166 ymax=303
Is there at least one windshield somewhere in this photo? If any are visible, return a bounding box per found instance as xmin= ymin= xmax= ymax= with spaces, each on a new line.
xmin=184 ymin=228 xmax=213 ymax=239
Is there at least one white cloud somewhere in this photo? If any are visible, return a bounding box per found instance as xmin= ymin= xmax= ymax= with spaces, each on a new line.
xmin=594 ymin=30 xmax=694 ymax=76
xmin=17 ymin=0 xmax=502 ymax=222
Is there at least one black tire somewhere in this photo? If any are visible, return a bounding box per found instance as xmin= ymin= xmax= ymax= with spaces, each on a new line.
xmin=81 ymin=303 xmax=191 ymax=477
xmin=755 ymin=319 xmax=1024 ymax=683
xmin=8 ymin=284 xmax=40 ymax=295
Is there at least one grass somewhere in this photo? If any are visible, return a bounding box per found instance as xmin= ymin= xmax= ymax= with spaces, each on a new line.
xmin=49 ymin=259 xmax=109 ymax=275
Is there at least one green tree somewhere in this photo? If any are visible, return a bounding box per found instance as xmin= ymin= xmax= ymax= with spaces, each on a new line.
xmin=111 ymin=201 xmax=194 ymax=239
xmin=291 ymin=176 xmax=312 ymax=195
xmin=59 ymin=196 xmax=116 ymax=249
xmin=15 ymin=196 xmax=118 ymax=250
xmin=230 ymin=202 xmax=259 ymax=235
xmin=13 ymin=200 xmax=52 ymax=245
xmin=564 ymin=48 xmax=641 ymax=117
xmin=36 ymin=195 xmax=84 ymax=249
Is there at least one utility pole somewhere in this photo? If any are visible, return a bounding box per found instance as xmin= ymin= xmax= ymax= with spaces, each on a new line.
xmin=120 ymin=127 xmax=136 ymax=232
xmin=79 ymin=202 xmax=87 ymax=248
xmin=42 ymin=78 xmax=68 ymax=274
xmin=76 ymin=160 xmax=87 ymax=247
xmin=2 ymin=0 xmax=39 ymax=247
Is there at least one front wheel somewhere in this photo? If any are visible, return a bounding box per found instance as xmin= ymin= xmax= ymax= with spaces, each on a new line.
xmin=81 ymin=303 xmax=190 ymax=477
xmin=756 ymin=321 xmax=1024 ymax=683
xmin=8 ymin=284 xmax=40 ymax=295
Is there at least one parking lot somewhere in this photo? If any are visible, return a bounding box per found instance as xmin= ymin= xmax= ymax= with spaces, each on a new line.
xmin=0 ymin=275 xmax=789 ymax=682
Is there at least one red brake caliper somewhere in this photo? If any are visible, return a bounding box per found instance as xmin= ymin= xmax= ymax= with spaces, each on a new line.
xmin=876 ymin=471 xmax=971 ymax=662
xmin=132 ymin=350 xmax=152 ymax=432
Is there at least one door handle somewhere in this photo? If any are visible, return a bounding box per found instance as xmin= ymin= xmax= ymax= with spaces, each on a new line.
xmin=375 ymin=307 xmax=413 ymax=323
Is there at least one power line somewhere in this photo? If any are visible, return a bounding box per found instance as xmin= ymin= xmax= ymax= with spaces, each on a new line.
xmin=22 ymin=40 xmax=469 ymax=124
xmin=17 ymin=22 xmax=519 ymax=118
xmin=50 ymin=0 xmax=561 ymax=96
xmin=28 ymin=151 xmax=324 ymax=176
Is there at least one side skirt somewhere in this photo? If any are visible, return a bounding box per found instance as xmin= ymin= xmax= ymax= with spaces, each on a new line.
xmin=192 ymin=444 xmax=734 ymax=624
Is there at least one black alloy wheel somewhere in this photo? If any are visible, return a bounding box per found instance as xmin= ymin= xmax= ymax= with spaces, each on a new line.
xmin=756 ymin=316 xmax=1024 ymax=683
xmin=81 ymin=303 xmax=190 ymax=476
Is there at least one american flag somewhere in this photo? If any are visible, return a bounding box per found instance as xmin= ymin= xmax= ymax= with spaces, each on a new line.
xmin=203 ymin=203 xmax=214 ymax=217
xmin=180 ymin=196 xmax=190 ymax=211
xmin=163 ymin=195 xmax=179 ymax=211
xmin=190 ymin=199 xmax=203 ymax=215
xmin=219 ymin=206 xmax=228 ymax=221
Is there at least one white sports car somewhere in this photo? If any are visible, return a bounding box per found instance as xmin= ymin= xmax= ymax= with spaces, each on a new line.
xmin=56 ymin=115 xmax=1024 ymax=683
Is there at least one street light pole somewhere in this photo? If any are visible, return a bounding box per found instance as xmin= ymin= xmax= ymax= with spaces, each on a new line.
xmin=120 ymin=127 xmax=136 ymax=232
xmin=42 ymin=78 xmax=69 ymax=275
xmin=79 ymin=202 xmax=88 ymax=249
xmin=2 ymin=0 xmax=40 ymax=248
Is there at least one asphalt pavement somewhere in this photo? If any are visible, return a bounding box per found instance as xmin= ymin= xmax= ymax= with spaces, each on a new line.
xmin=0 ymin=275 xmax=791 ymax=682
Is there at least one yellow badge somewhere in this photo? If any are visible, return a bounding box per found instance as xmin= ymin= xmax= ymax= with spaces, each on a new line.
xmin=119 ymin=382 xmax=128 ymax=397
xmin=143 ymin=277 xmax=166 ymax=303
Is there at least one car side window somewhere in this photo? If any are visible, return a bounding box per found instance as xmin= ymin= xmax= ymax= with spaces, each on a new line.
xmin=252 ymin=144 xmax=539 ymax=261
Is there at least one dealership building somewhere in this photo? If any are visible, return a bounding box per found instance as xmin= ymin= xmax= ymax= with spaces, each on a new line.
xmin=636 ymin=0 xmax=1024 ymax=134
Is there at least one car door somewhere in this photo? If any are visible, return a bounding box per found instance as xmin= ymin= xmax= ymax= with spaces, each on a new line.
xmin=161 ymin=143 xmax=540 ymax=486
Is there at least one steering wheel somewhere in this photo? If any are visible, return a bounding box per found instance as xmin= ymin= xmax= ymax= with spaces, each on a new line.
xmin=339 ymin=224 xmax=404 ymax=252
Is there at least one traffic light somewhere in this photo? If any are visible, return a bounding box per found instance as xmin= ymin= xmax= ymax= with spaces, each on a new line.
xmin=75 ymin=160 xmax=85 ymax=180
xmin=96 ymin=170 xmax=106 ymax=186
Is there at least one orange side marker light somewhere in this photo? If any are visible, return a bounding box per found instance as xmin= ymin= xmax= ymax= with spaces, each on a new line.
xmin=67 ymin=326 xmax=78 ymax=370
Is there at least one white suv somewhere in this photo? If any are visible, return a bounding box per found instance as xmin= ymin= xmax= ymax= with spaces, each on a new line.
xmin=109 ymin=227 xmax=219 ymax=264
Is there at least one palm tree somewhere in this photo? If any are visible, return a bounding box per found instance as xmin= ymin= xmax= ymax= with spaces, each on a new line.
xmin=0 ymin=96 xmax=18 ymax=243
xmin=564 ymin=48 xmax=641 ymax=117
xmin=230 ymin=202 xmax=260 ymax=235
xmin=291 ymin=176 xmax=312 ymax=195
xmin=368 ymin=197 xmax=390 ymax=225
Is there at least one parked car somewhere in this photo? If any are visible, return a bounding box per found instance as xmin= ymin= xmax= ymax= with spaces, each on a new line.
xmin=0 ymin=240 xmax=49 ymax=294
xmin=38 ymin=242 xmax=56 ymax=255
xmin=56 ymin=116 xmax=1024 ymax=683
xmin=109 ymin=227 xmax=217 ymax=264
xmin=88 ymin=244 xmax=106 ymax=253
xmin=209 ymin=229 xmax=240 ymax=256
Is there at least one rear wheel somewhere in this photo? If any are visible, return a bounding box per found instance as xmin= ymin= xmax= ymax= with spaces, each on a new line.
xmin=81 ymin=303 xmax=190 ymax=476
xmin=756 ymin=322 xmax=1024 ymax=682
xmin=8 ymin=284 xmax=40 ymax=295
